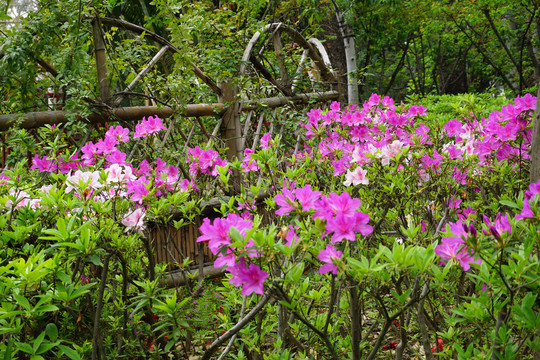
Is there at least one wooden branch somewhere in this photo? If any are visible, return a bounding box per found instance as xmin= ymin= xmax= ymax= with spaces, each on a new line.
xmin=0 ymin=104 xmax=223 ymax=131
xmin=95 ymin=16 xmax=222 ymax=97
xmin=162 ymin=265 xmax=225 ymax=287
xmin=272 ymin=31 xmax=292 ymax=94
xmin=201 ymin=294 xmax=271 ymax=360
xmin=113 ymin=45 xmax=170 ymax=107
xmin=0 ymin=91 xmax=338 ymax=131
xmin=250 ymin=54 xmax=294 ymax=96
xmin=240 ymin=90 xmax=339 ymax=110
xmin=36 ymin=58 xmax=59 ymax=78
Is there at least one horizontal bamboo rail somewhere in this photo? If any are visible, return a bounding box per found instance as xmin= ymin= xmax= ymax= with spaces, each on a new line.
xmin=0 ymin=91 xmax=338 ymax=131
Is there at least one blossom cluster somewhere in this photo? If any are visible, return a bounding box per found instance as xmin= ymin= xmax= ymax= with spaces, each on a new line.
xmin=196 ymin=213 xmax=268 ymax=295
xmin=299 ymin=93 xmax=534 ymax=192
xmin=187 ymin=146 xmax=228 ymax=177
xmin=6 ymin=116 xmax=190 ymax=235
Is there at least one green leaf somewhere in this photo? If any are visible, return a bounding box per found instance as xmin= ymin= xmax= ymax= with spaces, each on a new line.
xmin=286 ymin=263 xmax=304 ymax=283
xmin=15 ymin=342 xmax=33 ymax=354
xmin=12 ymin=294 xmax=31 ymax=312
xmin=45 ymin=323 xmax=58 ymax=342
xmin=32 ymin=331 xmax=46 ymax=353
xmin=499 ymin=199 xmax=518 ymax=209
xmin=58 ymin=345 xmax=81 ymax=360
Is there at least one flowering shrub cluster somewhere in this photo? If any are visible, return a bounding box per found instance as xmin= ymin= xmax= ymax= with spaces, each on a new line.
xmin=0 ymin=94 xmax=539 ymax=359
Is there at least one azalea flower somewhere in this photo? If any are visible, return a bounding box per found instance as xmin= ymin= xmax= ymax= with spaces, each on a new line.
xmin=318 ymin=244 xmax=342 ymax=275
xmin=122 ymin=208 xmax=146 ymax=233
xmin=134 ymin=115 xmax=167 ymax=138
xmin=31 ymin=155 xmax=57 ymax=173
xmin=343 ymin=167 xmax=369 ymax=186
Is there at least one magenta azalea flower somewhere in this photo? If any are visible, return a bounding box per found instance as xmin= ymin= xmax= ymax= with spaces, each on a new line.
xmin=326 ymin=213 xmax=357 ymax=242
xmin=126 ymin=177 xmax=150 ymax=204
xmin=31 ymin=155 xmax=57 ymax=173
xmin=516 ymin=199 xmax=534 ymax=220
xmin=197 ymin=213 xmax=253 ymax=255
xmin=435 ymin=221 xmax=480 ymax=271
xmin=105 ymin=125 xmax=130 ymax=143
xmin=236 ymin=263 xmax=268 ymax=296
xmin=260 ymin=133 xmax=272 ymax=149
xmin=0 ymin=174 xmax=9 ymax=186
xmin=318 ymin=244 xmax=342 ymax=275
xmin=275 ymin=187 xmax=296 ymax=216
xmin=435 ymin=237 xmax=478 ymax=271
xmin=134 ymin=116 xmax=167 ymax=138
xmin=483 ymin=213 xmax=512 ymax=239
xmin=294 ymin=184 xmax=321 ymax=212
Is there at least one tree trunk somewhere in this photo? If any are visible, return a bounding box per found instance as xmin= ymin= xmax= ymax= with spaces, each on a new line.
xmin=332 ymin=0 xmax=359 ymax=105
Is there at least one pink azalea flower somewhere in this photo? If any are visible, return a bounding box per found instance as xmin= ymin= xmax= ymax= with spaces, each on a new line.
xmin=145 ymin=115 xmax=167 ymax=133
xmin=516 ymin=199 xmax=534 ymax=220
xmin=0 ymin=174 xmax=9 ymax=186
xmin=446 ymin=196 xmax=462 ymax=209
xmin=260 ymin=133 xmax=272 ymax=149
xmin=197 ymin=214 xmax=253 ymax=255
xmin=326 ymin=213 xmax=358 ymax=243
xmin=367 ymin=93 xmax=381 ymax=108
xmin=241 ymin=148 xmax=260 ymax=172
xmin=318 ymin=244 xmax=342 ymax=275
xmin=236 ymin=263 xmax=268 ymax=296
xmin=105 ymin=125 xmax=130 ymax=143
xmin=353 ymin=212 xmax=373 ymax=236
xmin=275 ymin=187 xmax=296 ymax=216
xmin=214 ymin=250 xmax=236 ymax=269
xmin=137 ymin=159 xmax=152 ymax=177
xmin=30 ymin=155 xmax=57 ymax=173
xmin=343 ymin=167 xmax=369 ymax=186
xmin=126 ymin=177 xmax=150 ymax=204
xmin=96 ymin=137 xmax=118 ymax=155
xmin=435 ymin=237 xmax=478 ymax=271
xmin=121 ymin=208 xmax=146 ymax=233
xmin=483 ymin=213 xmax=512 ymax=239
xmin=81 ymin=141 xmax=99 ymax=166
xmin=57 ymin=153 xmax=80 ymax=174
xmin=106 ymin=150 xmax=127 ymax=165
xmin=133 ymin=116 xmax=167 ymax=138
xmin=444 ymin=119 xmax=464 ymax=137
xmin=294 ymin=184 xmax=321 ymax=212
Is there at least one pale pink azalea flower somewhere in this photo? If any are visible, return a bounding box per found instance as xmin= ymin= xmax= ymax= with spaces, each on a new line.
xmin=40 ymin=185 xmax=54 ymax=193
xmin=66 ymin=170 xmax=103 ymax=194
xmin=121 ymin=208 xmax=146 ymax=233
xmin=105 ymin=164 xmax=136 ymax=184
xmin=5 ymin=189 xmax=32 ymax=211
xmin=343 ymin=167 xmax=369 ymax=186
xmin=418 ymin=168 xmax=430 ymax=183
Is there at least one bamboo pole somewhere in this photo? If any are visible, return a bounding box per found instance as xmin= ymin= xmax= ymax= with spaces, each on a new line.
xmin=0 ymin=91 xmax=338 ymax=131
xmin=92 ymin=18 xmax=110 ymax=103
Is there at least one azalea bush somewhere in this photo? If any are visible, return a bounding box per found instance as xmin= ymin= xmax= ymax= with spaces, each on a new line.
xmin=0 ymin=93 xmax=539 ymax=359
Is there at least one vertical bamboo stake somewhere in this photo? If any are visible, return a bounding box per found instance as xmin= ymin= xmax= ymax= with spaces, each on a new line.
xmin=219 ymin=82 xmax=243 ymax=192
xmin=92 ymin=18 xmax=110 ymax=103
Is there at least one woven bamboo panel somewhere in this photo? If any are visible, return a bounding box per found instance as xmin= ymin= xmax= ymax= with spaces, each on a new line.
xmin=149 ymin=222 xmax=213 ymax=267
